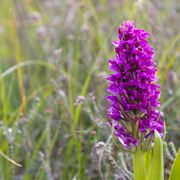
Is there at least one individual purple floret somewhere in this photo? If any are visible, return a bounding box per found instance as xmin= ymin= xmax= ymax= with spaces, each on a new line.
xmin=107 ymin=20 xmax=164 ymax=151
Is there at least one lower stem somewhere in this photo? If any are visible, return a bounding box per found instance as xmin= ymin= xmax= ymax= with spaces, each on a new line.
xmin=133 ymin=146 xmax=146 ymax=180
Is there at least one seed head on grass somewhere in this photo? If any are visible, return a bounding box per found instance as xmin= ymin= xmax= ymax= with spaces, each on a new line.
xmin=107 ymin=20 xmax=165 ymax=151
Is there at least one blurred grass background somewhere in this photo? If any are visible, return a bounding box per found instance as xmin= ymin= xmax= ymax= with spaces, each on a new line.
xmin=0 ymin=0 xmax=180 ymax=179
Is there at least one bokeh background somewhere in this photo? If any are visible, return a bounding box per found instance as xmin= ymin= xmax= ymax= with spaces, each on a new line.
xmin=0 ymin=0 xmax=180 ymax=179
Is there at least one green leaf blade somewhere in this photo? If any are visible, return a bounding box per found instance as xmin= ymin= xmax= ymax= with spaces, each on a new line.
xmin=147 ymin=130 xmax=164 ymax=180
xmin=169 ymin=149 xmax=180 ymax=180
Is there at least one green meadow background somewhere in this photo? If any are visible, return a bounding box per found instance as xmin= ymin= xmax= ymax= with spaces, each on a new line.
xmin=0 ymin=0 xmax=179 ymax=179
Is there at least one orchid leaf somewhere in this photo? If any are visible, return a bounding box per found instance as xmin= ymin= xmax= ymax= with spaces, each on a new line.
xmin=169 ymin=149 xmax=180 ymax=180
xmin=133 ymin=147 xmax=146 ymax=180
xmin=147 ymin=131 xmax=164 ymax=180
xmin=144 ymin=149 xmax=152 ymax=175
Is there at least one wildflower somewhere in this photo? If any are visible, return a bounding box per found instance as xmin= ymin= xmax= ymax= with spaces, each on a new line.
xmin=30 ymin=12 xmax=41 ymax=21
xmin=36 ymin=25 xmax=47 ymax=38
xmin=107 ymin=20 xmax=164 ymax=151
xmin=53 ymin=48 xmax=62 ymax=60
xmin=74 ymin=96 xmax=85 ymax=106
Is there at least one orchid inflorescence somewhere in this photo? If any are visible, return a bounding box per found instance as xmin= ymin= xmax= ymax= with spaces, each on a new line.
xmin=107 ymin=20 xmax=165 ymax=151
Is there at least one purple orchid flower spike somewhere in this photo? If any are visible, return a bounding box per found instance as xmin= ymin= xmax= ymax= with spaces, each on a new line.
xmin=107 ymin=20 xmax=165 ymax=152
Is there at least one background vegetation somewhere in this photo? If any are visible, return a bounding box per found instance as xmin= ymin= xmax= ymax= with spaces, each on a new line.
xmin=0 ymin=0 xmax=179 ymax=179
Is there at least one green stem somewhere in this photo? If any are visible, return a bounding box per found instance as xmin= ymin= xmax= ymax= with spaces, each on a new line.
xmin=133 ymin=147 xmax=146 ymax=180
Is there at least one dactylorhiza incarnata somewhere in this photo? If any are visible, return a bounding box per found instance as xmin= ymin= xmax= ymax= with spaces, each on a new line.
xmin=107 ymin=20 xmax=165 ymax=152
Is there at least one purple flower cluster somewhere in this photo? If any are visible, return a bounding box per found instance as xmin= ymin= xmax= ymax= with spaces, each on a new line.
xmin=107 ymin=20 xmax=164 ymax=150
